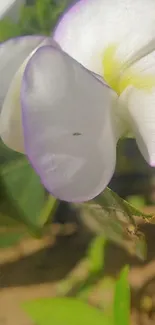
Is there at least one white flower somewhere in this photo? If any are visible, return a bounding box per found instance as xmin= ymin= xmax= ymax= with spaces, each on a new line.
xmin=1 ymin=0 xmax=155 ymax=202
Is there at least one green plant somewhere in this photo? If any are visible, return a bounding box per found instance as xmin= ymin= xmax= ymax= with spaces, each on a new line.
xmin=0 ymin=0 xmax=66 ymax=41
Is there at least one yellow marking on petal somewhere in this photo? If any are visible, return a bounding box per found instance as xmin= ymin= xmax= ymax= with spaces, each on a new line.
xmin=102 ymin=44 xmax=121 ymax=93
xmin=119 ymin=70 xmax=155 ymax=93
xmin=103 ymin=44 xmax=155 ymax=95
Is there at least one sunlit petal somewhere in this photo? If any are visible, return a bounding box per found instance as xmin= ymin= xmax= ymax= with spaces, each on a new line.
xmin=53 ymin=0 xmax=155 ymax=78
xmin=21 ymin=45 xmax=117 ymax=202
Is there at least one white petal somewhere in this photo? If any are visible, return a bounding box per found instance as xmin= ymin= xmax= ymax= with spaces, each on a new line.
xmin=0 ymin=37 xmax=59 ymax=153
xmin=53 ymin=0 xmax=155 ymax=78
xmin=21 ymin=45 xmax=117 ymax=202
xmin=116 ymin=47 xmax=155 ymax=95
xmin=0 ymin=36 xmax=45 ymax=111
xmin=120 ymin=86 xmax=155 ymax=166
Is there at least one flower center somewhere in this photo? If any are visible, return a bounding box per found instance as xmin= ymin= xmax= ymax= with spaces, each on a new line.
xmin=102 ymin=44 xmax=155 ymax=95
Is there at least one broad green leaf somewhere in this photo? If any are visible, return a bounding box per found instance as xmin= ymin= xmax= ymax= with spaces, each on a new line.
xmin=23 ymin=297 xmax=112 ymax=325
xmin=0 ymin=140 xmax=21 ymax=166
xmin=0 ymin=158 xmax=56 ymax=232
xmin=0 ymin=230 xmax=25 ymax=248
xmin=0 ymin=142 xmax=57 ymax=233
xmin=74 ymin=188 xmax=149 ymax=260
xmin=114 ymin=266 xmax=130 ymax=325
xmin=87 ymin=236 xmax=106 ymax=274
xmin=0 ymin=185 xmax=24 ymax=228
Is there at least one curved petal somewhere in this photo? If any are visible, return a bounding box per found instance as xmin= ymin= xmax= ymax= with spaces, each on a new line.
xmin=21 ymin=45 xmax=117 ymax=202
xmin=118 ymin=48 xmax=155 ymax=165
xmin=0 ymin=37 xmax=59 ymax=153
xmin=53 ymin=0 xmax=155 ymax=79
xmin=120 ymin=86 xmax=155 ymax=166
xmin=0 ymin=36 xmax=45 ymax=110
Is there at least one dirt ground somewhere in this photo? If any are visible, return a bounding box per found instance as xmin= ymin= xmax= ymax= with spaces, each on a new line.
xmin=1 ymin=206 xmax=155 ymax=325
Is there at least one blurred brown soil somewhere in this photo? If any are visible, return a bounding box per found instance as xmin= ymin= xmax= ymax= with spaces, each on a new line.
xmin=1 ymin=206 xmax=155 ymax=325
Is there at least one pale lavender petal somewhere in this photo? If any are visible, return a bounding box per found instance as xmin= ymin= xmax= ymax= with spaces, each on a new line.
xmin=21 ymin=45 xmax=117 ymax=202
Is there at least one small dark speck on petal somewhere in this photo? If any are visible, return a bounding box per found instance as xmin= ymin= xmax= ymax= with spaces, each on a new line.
xmin=73 ymin=132 xmax=82 ymax=136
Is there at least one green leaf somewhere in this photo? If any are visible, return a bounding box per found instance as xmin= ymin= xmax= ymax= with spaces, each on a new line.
xmin=19 ymin=5 xmax=39 ymax=35
xmin=0 ymin=142 xmax=57 ymax=233
xmin=126 ymin=195 xmax=145 ymax=209
xmin=0 ymin=230 xmax=25 ymax=248
xmin=18 ymin=0 xmax=66 ymax=35
xmin=0 ymin=0 xmax=66 ymax=40
xmin=0 ymin=139 xmax=21 ymax=166
xmin=23 ymin=297 xmax=111 ymax=325
xmin=0 ymin=18 xmax=21 ymax=41
xmin=87 ymin=236 xmax=106 ymax=274
xmin=96 ymin=188 xmax=152 ymax=220
xmin=74 ymin=188 xmax=149 ymax=260
xmin=114 ymin=266 xmax=130 ymax=325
